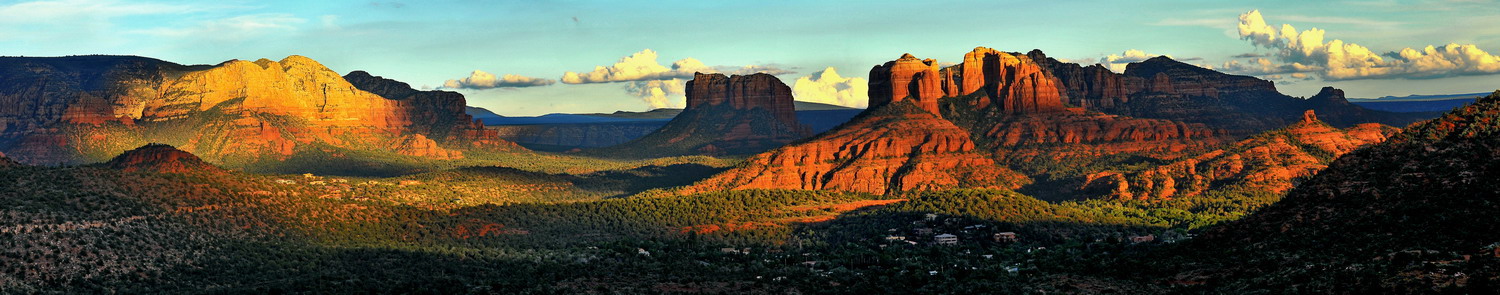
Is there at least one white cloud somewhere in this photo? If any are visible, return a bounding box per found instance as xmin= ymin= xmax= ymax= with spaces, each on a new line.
xmin=624 ymin=79 xmax=686 ymax=109
xmin=1237 ymin=9 xmax=1500 ymax=80
xmin=442 ymin=70 xmax=555 ymax=89
xmin=561 ymin=49 xmax=712 ymax=84
xmin=563 ymin=49 xmax=794 ymax=109
xmin=792 ymin=67 xmax=868 ymax=108
xmin=1099 ymin=49 xmax=1179 ymax=72
xmin=717 ymin=64 xmax=796 ymax=76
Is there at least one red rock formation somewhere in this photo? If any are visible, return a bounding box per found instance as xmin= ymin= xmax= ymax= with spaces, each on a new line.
xmin=1026 ymin=50 xmax=1128 ymax=109
xmin=870 ymin=48 xmax=1065 ymax=115
xmin=682 ymin=101 xmax=1028 ymax=195
xmin=0 ymin=55 xmax=518 ymax=166
xmin=343 ymin=70 xmax=515 ymax=150
xmin=1080 ymin=110 xmax=1398 ymax=200
xmin=598 ymin=73 xmax=811 ymax=157
xmin=0 ymin=151 xmax=14 ymax=167
xmin=104 ymin=143 xmax=225 ymax=174
xmin=686 ymin=72 xmax=800 ymax=126
xmin=390 ymin=134 xmax=463 ymax=160
xmin=868 ymin=54 xmax=944 ymax=116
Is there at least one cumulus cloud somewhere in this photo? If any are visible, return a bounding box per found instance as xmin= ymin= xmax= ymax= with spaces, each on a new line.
xmin=561 ymin=49 xmax=712 ymax=84
xmin=442 ymin=70 xmax=555 ymax=90
xmin=563 ymin=49 xmax=795 ymax=109
xmin=1237 ymin=9 xmax=1500 ymax=80
xmin=717 ymin=64 xmax=796 ymax=76
xmin=625 ymin=79 xmax=686 ymax=109
xmin=792 ymin=67 xmax=869 ymax=108
xmin=1097 ymin=50 xmax=1199 ymax=72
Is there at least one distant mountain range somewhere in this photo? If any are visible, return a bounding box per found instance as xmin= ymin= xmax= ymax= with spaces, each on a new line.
xmin=1347 ymin=92 xmax=1490 ymax=113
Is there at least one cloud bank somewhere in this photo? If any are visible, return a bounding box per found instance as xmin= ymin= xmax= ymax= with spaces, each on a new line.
xmin=1237 ymin=9 xmax=1500 ymax=80
xmin=792 ymin=67 xmax=868 ymax=108
xmin=442 ymin=70 xmax=555 ymax=89
xmin=563 ymin=49 xmax=796 ymax=109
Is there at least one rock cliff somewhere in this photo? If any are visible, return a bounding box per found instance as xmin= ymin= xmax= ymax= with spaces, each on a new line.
xmin=594 ymin=73 xmax=811 ymax=157
xmin=681 ymin=100 xmax=1028 ymax=195
xmin=0 ymin=55 xmax=516 ymax=167
xmin=1023 ymin=51 xmax=1432 ymax=135
xmin=1080 ymin=110 xmax=1397 ymax=200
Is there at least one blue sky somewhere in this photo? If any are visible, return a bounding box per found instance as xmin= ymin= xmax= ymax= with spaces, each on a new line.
xmin=2 ymin=0 xmax=1499 ymax=115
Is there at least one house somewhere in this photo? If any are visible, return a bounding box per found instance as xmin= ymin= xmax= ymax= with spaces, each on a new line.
xmin=637 ymin=248 xmax=651 ymax=256
xmin=924 ymin=213 xmax=939 ymax=221
xmin=884 ymin=235 xmax=907 ymax=242
xmin=721 ymin=248 xmax=741 ymax=254
xmin=1129 ymin=234 xmax=1156 ymax=243
xmin=914 ymin=228 xmax=934 ymax=235
xmin=934 ymin=234 xmax=958 ymax=245
xmin=994 ymin=232 xmax=1018 ymax=243
xmin=274 ymin=179 xmax=296 ymax=185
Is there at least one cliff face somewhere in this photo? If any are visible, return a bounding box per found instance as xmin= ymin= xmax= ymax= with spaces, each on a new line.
xmin=104 ymin=143 xmax=225 ymax=174
xmin=682 ymin=101 xmax=1028 ymax=195
xmin=1080 ymin=110 xmax=1397 ymax=200
xmin=870 ymin=49 xmax=1065 ymax=116
xmin=597 ymin=73 xmax=811 ymax=157
xmin=342 ymin=70 xmax=512 ymax=149
xmin=0 ymin=55 xmax=516 ymax=167
xmin=1023 ymin=51 xmax=1432 ymax=135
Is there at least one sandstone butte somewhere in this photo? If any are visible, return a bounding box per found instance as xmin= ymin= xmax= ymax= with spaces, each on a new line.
xmin=1080 ymin=110 xmax=1398 ymax=200
xmin=0 ymin=55 xmax=513 ymax=165
xmin=104 ymin=143 xmax=227 ymax=174
xmin=600 ymin=72 xmax=810 ymax=156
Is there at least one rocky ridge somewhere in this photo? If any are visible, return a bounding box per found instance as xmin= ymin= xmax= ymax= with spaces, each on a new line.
xmin=681 ymin=100 xmax=1027 ymax=195
xmin=1080 ymin=110 xmax=1397 ymax=200
xmin=0 ymin=55 xmax=514 ymax=166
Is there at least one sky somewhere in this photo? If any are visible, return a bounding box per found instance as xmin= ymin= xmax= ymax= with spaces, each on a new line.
xmin=2 ymin=0 xmax=1499 ymax=116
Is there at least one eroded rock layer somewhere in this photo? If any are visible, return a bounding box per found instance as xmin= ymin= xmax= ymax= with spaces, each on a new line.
xmin=1080 ymin=110 xmax=1397 ymax=200
xmin=682 ymin=101 xmax=1028 ymax=195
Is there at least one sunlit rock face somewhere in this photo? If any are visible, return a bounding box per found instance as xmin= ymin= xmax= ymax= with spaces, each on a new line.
xmin=0 ymin=55 xmax=515 ymax=166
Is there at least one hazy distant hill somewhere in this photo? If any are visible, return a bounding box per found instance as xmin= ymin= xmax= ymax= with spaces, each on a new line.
xmin=1348 ymin=92 xmax=1488 ymax=113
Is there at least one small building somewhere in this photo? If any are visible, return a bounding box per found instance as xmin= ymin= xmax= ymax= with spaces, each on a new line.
xmin=274 ymin=179 xmax=296 ymax=185
xmin=398 ymin=180 xmax=423 ymax=186
xmin=914 ymin=228 xmax=934 ymax=235
xmin=720 ymin=248 xmax=740 ymax=254
xmin=637 ymin=248 xmax=651 ymax=256
xmin=934 ymin=234 xmax=958 ymax=245
xmin=1129 ymin=234 xmax=1156 ymax=243
xmin=884 ymin=235 xmax=907 ymax=242
xmin=994 ymin=232 xmax=1018 ymax=243
xmin=924 ymin=213 xmax=939 ymax=221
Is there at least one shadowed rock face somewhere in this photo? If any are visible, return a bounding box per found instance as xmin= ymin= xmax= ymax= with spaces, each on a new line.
xmin=597 ymin=73 xmax=811 ymax=157
xmin=681 ymin=101 xmax=1028 ymax=195
xmin=0 ymin=55 xmax=516 ymax=166
xmin=1024 ymin=50 xmax=1432 ymax=135
xmin=104 ymin=143 xmax=224 ymax=174
xmin=1179 ymin=92 xmax=1500 ymax=291
xmin=1080 ymin=110 xmax=1397 ymax=200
